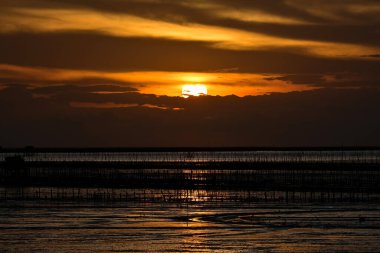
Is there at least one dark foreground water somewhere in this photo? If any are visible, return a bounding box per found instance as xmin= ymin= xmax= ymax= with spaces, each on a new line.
xmin=1 ymin=149 xmax=380 ymax=252
xmin=1 ymin=201 xmax=380 ymax=253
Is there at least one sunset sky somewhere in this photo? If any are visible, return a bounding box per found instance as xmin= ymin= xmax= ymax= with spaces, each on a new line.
xmin=1 ymin=0 xmax=380 ymax=147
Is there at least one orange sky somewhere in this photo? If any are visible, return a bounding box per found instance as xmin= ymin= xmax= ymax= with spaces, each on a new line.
xmin=0 ymin=64 xmax=316 ymax=96
xmin=1 ymin=0 xmax=380 ymax=147
xmin=0 ymin=0 xmax=379 ymax=97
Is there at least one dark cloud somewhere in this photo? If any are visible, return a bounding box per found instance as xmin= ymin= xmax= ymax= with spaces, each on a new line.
xmin=265 ymin=74 xmax=326 ymax=86
xmin=31 ymin=84 xmax=182 ymax=108
xmin=0 ymin=85 xmax=379 ymax=147
xmin=267 ymin=73 xmax=380 ymax=87
xmin=33 ymin=84 xmax=137 ymax=94
xmin=237 ymin=23 xmax=380 ymax=48
xmin=0 ymin=32 xmax=379 ymax=77
xmin=0 ymin=77 xmax=138 ymax=87
xmin=364 ymin=54 xmax=380 ymax=58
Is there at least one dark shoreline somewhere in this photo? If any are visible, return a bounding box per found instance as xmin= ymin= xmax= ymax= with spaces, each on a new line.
xmin=1 ymin=146 xmax=380 ymax=153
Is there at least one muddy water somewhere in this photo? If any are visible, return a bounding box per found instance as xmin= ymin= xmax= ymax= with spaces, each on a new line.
xmin=1 ymin=202 xmax=380 ymax=252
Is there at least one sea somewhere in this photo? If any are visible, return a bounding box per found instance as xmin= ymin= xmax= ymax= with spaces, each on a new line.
xmin=1 ymin=150 xmax=380 ymax=252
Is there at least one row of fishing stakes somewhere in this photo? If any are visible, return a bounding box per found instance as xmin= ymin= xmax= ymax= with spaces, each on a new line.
xmin=1 ymin=150 xmax=380 ymax=163
xmin=1 ymin=150 xmax=380 ymax=203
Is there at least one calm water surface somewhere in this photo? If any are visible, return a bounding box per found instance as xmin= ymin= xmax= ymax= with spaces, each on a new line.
xmin=1 ymin=202 xmax=380 ymax=252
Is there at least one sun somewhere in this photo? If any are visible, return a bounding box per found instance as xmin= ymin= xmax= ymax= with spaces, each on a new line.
xmin=182 ymin=84 xmax=208 ymax=98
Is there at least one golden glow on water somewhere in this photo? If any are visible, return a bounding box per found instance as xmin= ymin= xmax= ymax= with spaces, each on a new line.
xmin=2 ymin=201 xmax=380 ymax=252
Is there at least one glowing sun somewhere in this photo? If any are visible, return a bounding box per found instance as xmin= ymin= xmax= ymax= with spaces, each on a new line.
xmin=182 ymin=84 xmax=208 ymax=98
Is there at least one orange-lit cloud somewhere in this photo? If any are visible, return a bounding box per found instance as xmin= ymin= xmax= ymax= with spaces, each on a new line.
xmin=70 ymin=101 xmax=183 ymax=110
xmin=182 ymin=1 xmax=311 ymax=25
xmin=0 ymin=64 xmax=315 ymax=96
xmin=0 ymin=6 xmax=379 ymax=58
